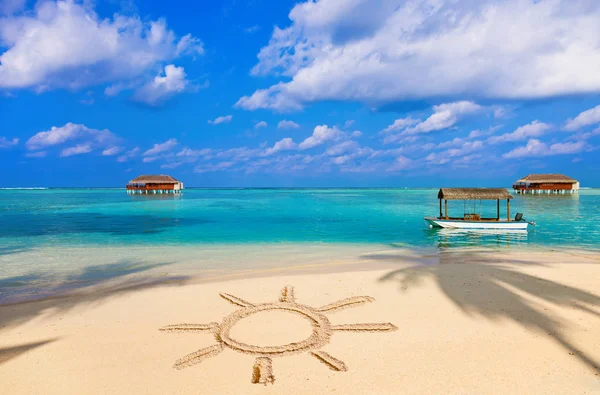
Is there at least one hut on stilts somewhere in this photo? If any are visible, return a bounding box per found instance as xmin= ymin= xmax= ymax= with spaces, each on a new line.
xmin=126 ymin=175 xmax=184 ymax=195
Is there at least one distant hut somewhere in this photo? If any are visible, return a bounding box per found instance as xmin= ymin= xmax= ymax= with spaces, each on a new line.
xmin=126 ymin=175 xmax=184 ymax=194
xmin=512 ymin=174 xmax=579 ymax=195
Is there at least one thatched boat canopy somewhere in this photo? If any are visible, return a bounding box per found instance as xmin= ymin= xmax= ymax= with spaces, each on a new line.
xmin=438 ymin=188 xmax=513 ymax=200
xmin=516 ymin=174 xmax=577 ymax=184
xmin=129 ymin=175 xmax=180 ymax=184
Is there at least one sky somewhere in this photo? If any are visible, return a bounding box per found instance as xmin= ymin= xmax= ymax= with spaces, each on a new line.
xmin=1 ymin=0 xmax=600 ymax=188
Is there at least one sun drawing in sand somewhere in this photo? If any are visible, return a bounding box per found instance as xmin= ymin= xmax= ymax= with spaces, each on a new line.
xmin=159 ymin=286 xmax=397 ymax=384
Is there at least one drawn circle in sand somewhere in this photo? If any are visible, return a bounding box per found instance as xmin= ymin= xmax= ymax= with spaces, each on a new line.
xmin=218 ymin=303 xmax=332 ymax=355
xmin=160 ymin=286 xmax=398 ymax=385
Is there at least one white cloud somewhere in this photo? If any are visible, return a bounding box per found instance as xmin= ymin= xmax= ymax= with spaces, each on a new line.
xmin=299 ymin=125 xmax=344 ymax=150
xmin=382 ymin=118 xmax=419 ymax=133
xmin=133 ymin=65 xmax=190 ymax=106
xmin=239 ymin=0 xmax=600 ymax=111
xmin=383 ymin=101 xmax=482 ymax=143
xmin=244 ymin=25 xmax=260 ymax=34
xmin=325 ymin=140 xmax=359 ymax=156
xmin=102 ymin=146 xmax=125 ymax=156
xmin=426 ymin=140 xmax=484 ymax=165
xmin=61 ymin=143 xmax=92 ymax=157
xmin=255 ymin=121 xmax=268 ymax=129
xmin=161 ymin=161 xmax=183 ymax=169
xmin=0 ymin=1 xmax=203 ymax=90
xmin=387 ymin=156 xmax=413 ymax=172
xmin=569 ymin=127 xmax=600 ymax=142
xmin=25 ymin=123 xmax=119 ymax=156
xmin=194 ymin=161 xmax=235 ymax=173
xmin=25 ymin=151 xmax=47 ymax=158
xmin=503 ymin=139 xmax=587 ymax=159
xmin=0 ymin=136 xmax=19 ymax=148
xmin=117 ymin=147 xmax=139 ymax=163
xmin=264 ymin=138 xmax=297 ymax=155
xmin=143 ymin=139 xmax=178 ymax=156
xmin=176 ymin=147 xmax=211 ymax=157
xmin=208 ymin=115 xmax=233 ymax=125
xmin=488 ymin=121 xmax=551 ymax=144
xmin=564 ymin=105 xmax=600 ymax=131
xmin=277 ymin=120 xmax=300 ymax=129
xmin=405 ymin=102 xmax=482 ymax=135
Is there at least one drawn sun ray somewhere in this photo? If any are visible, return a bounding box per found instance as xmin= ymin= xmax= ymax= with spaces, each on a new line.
xmin=316 ymin=296 xmax=375 ymax=312
xmin=332 ymin=323 xmax=398 ymax=331
xmin=173 ymin=344 xmax=224 ymax=370
xmin=159 ymin=323 xmax=220 ymax=333
xmin=219 ymin=293 xmax=254 ymax=307
xmin=310 ymin=351 xmax=348 ymax=371
xmin=160 ymin=286 xmax=397 ymax=384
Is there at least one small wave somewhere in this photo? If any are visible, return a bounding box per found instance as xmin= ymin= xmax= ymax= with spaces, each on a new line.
xmin=0 ymin=187 xmax=48 ymax=190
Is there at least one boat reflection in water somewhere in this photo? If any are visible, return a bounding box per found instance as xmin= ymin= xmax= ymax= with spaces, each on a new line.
xmin=425 ymin=228 xmax=530 ymax=249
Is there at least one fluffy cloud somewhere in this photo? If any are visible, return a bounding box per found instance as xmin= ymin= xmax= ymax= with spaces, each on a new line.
xmin=382 ymin=118 xmax=419 ymax=133
xmin=102 ymin=146 xmax=125 ymax=156
xmin=61 ymin=143 xmax=92 ymax=157
xmin=208 ymin=115 xmax=233 ymax=125
xmin=564 ymin=105 xmax=600 ymax=131
xmin=117 ymin=147 xmax=139 ymax=163
xmin=177 ymin=148 xmax=211 ymax=157
xmin=26 ymin=123 xmax=119 ymax=157
xmin=0 ymin=136 xmax=19 ymax=148
xmin=238 ymin=0 xmax=600 ymax=111
xmin=0 ymin=1 xmax=203 ymax=91
xmin=254 ymin=121 xmax=268 ymax=129
xmin=488 ymin=121 xmax=551 ymax=144
xmin=277 ymin=120 xmax=300 ymax=129
xmin=25 ymin=151 xmax=47 ymax=158
xmin=503 ymin=139 xmax=587 ymax=159
xmin=133 ymin=65 xmax=190 ymax=106
xmin=264 ymin=138 xmax=297 ymax=155
xmin=298 ymin=125 xmax=344 ymax=150
xmin=383 ymin=101 xmax=482 ymax=143
xmin=426 ymin=140 xmax=484 ymax=165
xmin=143 ymin=139 xmax=178 ymax=156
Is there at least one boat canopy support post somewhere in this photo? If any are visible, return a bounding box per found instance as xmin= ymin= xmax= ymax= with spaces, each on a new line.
xmin=439 ymin=199 xmax=442 ymax=219
xmin=445 ymin=199 xmax=448 ymax=220
xmin=497 ymin=199 xmax=500 ymax=221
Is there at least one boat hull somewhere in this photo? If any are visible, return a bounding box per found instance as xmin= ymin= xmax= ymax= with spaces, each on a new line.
xmin=424 ymin=217 xmax=529 ymax=230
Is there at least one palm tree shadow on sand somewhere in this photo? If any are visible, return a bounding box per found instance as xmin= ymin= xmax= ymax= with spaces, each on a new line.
xmin=370 ymin=250 xmax=600 ymax=373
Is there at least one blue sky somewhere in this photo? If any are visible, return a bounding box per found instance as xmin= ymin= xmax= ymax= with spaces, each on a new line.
xmin=1 ymin=0 xmax=600 ymax=187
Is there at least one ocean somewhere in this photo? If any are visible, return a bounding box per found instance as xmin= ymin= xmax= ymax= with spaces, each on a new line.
xmin=1 ymin=188 xmax=599 ymax=302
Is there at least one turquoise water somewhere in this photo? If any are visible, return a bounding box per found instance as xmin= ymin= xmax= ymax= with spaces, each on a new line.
xmin=1 ymin=188 xmax=600 ymax=250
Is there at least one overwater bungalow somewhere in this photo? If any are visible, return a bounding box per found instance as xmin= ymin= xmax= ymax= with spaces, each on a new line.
xmin=126 ymin=175 xmax=184 ymax=194
xmin=512 ymin=174 xmax=579 ymax=195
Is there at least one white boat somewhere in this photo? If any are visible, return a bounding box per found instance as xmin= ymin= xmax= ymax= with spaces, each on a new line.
xmin=424 ymin=217 xmax=529 ymax=230
xmin=424 ymin=188 xmax=535 ymax=231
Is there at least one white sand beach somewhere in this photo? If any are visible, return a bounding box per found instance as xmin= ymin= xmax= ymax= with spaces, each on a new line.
xmin=1 ymin=247 xmax=599 ymax=394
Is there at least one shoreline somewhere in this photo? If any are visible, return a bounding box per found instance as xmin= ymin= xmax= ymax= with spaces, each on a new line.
xmin=2 ymin=243 xmax=599 ymax=306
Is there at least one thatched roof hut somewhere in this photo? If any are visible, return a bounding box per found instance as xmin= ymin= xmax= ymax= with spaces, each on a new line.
xmin=126 ymin=174 xmax=184 ymax=194
xmin=515 ymin=174 xmax=577 ymax=184
xmin=438 ymin=188 xmax=513 ymax=200
xmin=513 ymin=173 xmax=579 ymax=194
xmin=129 ymin=175 xmax=180 ymax=184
